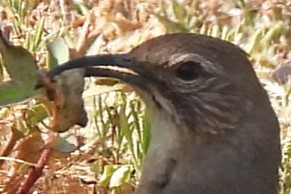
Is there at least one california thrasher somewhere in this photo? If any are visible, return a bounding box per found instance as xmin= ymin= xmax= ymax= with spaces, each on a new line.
xmin=43 ymin=33 xmax=281 ymax=194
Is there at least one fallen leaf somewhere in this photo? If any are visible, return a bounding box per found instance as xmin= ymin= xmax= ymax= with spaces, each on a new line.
xmin=38 ymin=69 xmax=88 ymax=132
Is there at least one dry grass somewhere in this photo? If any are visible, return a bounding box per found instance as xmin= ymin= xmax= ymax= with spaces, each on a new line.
xmin=0 ymin=0 xmax=290 ymax=193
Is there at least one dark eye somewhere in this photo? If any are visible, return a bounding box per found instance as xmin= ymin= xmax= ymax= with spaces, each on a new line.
xmin=175 ymin=61 xmax=202 ymax=81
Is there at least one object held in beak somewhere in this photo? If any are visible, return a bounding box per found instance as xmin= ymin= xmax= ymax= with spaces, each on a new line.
xmin=37 ymin=53 xmax=148 ymax=132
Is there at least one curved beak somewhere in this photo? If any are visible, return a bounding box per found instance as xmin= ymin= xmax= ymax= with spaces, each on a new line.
xmin=41 ymin=54 xmax=149 ymax=91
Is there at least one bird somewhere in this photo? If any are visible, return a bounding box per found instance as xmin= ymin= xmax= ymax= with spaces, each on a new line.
xmin=43 ymin=33 xmax=281 ymax=194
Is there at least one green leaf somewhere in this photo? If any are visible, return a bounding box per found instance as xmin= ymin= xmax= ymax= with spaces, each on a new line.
xmin=260 ymin=22 xmax=285 ymax=46
xmin=32 ymin=17 xmax=45 ymax=51
xmin=25 ymin=103 xmax=48 ymax=126
xmin=119 ymin=105 xmax=139 ymax=166
xmin=47 ymin=38 xmax=70 ymax=69
xmin=99 ymin=165 xmax=119 ymax=186
xmin=73 ymin=0 xmax=90 ymax=15
xmin=0 ymin=81 xmax=35 ymax=106
xmin=244 ymin=29 xmax=264 ymax=54
xmin=172 ymin=1 xmax=187 ymax=21
xmin=153 ymin=13 xmax=188 ymax=33
xmin=0 ymin=33 xmax=40 ymax=106
xmin=141 ymin=109 xmax=151 ymax=155
xmin=0 ymin=35 xmax=38 ymax=85
xmin=109 ymin=165 xmax=132 ymax=188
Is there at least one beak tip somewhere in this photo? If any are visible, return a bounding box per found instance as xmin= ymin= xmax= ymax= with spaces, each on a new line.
xmin=35 ymin=70 xmax=56 ymax=89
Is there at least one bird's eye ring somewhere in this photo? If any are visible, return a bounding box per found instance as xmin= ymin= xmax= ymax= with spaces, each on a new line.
xmin=175 ymin=61 xmax=202 ymax=81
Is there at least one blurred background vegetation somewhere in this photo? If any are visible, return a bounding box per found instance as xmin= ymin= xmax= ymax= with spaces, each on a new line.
xmin=0 ymin=0 xmax=290 ymax=193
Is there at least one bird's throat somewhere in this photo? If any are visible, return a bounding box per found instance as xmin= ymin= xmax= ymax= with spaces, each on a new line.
xmin=136 ymin=108 xmax=181 ymax=193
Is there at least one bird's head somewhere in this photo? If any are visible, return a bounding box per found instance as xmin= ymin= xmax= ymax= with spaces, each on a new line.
xmin=44 ymin=33 xmax=265 ymax=135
